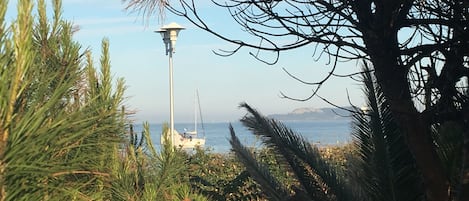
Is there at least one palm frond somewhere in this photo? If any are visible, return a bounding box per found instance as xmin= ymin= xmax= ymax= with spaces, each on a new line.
xmin=123 ymin=0 xmax=167 ymax=22
xmin=348 ymin=63 xmax=423 ymax=201
xmin=239 ymin=103 xmax=352 ymax=201
xmin=229 ymin=124 xmax=290 ymax=201
xmin=433 ymin=121 xmax=464 ymax=197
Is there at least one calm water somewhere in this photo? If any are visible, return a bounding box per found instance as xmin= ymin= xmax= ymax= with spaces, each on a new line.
xmin=133 ymin=120 xmax=352 ymax=153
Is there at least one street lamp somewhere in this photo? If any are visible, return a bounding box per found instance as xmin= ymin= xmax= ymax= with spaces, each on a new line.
xmin=156 ymin=22 xmax=185 ymax=147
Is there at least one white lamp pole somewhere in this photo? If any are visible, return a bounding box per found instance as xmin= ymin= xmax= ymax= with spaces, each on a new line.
xmin=156 ymin=22 xmax=185 ymax=147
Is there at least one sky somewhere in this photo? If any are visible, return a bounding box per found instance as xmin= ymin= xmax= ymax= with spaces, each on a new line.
xmin=6 ymin=0 xmax=365 ymax=123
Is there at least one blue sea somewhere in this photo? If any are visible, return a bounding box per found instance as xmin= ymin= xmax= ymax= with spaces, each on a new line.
xmin=133 ymin=120 xmax=352 ymax=153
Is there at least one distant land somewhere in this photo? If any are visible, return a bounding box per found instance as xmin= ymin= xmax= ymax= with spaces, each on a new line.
xmin=268 ymin=107 xmax=353 ymax=121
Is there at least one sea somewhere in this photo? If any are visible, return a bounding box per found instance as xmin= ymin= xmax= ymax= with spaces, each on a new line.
xmin=133 ymin=120 xmax=352 ymax=153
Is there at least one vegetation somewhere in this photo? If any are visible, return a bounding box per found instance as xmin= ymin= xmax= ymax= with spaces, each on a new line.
xmin=0 ymin=1 xmax=205 ymax=200
xmin=0 ymin=0 xmax=127 ymax=199
xmin=188 ymin=145 xmax=304 ymax=200
xmin=230 ymin=103 xmax=351 ymax=201
xmin=159 ymin=2 xmax=469 ymax=200
xmin=3 ymin=0 xmax=467 ymax=200
xmin=188 ymin=148 xmax=262 ymax=200
xmin=112 ymin=123 xmax=208 ymax=201
xmin=346 ymin=64 xmax=424 ymax=201
xmin=228 ymin=64 xmax=463 ymax=201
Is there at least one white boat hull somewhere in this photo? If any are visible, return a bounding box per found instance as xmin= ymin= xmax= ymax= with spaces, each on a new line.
xmin=161 ymin=130 xmax=205 ymax=149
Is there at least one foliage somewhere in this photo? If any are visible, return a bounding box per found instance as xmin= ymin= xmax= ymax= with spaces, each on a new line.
xmin=0 ymin=0 xmax=127 ymax=199
xmin=188 ymin=145 xmax=310 ymax=201
xmin=188 ymin=147 xmax=264 ymax=201
xmin=318 ymin=143 xmax=356 ymax=173
xmin=186 ymin=142 xmax=357 ymax=201
xmin=110 ymin=123 xmax=208 ymax=201
xmin=122 ymin=0 xmax=167 ymax=22
xmin=347 ymin=64 xmax=424 ymax=201
xmin=153 ymin=124 xmax=209 ymax=201
xmin=162 ymin=1 xmax=469 ymax=200
xmin=0 ymin=1 xmax=217 ymax=200
xmin=227 ymin=63 xmax=465 ymax=201
xmin=126 ymin=0 xmax=469 ymax=199
xmin=229 ymin=104 xmax=352 ymax=201
xmin=0 ymin=1 xmax=214 ymax=200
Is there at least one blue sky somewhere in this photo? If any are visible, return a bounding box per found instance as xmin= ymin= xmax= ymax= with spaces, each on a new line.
xmin=7 ymin=0 xmax=364 ymax=123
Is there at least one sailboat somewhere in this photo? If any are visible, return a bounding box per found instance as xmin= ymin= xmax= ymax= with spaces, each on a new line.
xmin=162 ymin=90 xmax=206 ymax=149
xmin=184 ymin=90 xmax=203 ymax=136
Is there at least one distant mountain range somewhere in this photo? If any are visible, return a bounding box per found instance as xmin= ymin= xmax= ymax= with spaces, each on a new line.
xmin=268 ymin=107 xmax=352 ymax=121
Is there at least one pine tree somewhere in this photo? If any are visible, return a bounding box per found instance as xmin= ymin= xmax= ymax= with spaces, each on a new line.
xmin=0 ymin=1 xmax=126 ymax=199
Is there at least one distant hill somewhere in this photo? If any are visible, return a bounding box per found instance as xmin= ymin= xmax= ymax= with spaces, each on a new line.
xmin=268 ymin=107 xmax=352 ymax=121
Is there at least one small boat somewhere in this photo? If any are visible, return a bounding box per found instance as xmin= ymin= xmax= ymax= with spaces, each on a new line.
xmin=184 ymin=90 xmax=204 ymax=136
xmin=163 ymin=129 xmax=205 ymax=149
xmin=162 ymin=90 xmax=206 ymax=149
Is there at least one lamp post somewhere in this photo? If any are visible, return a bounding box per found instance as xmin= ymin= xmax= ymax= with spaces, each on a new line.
xmin=156 ymin=22 xmax=185 ymax=147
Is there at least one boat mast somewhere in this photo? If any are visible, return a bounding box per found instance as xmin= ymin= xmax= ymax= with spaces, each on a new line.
xmin=194 ymin=90 xmax=197 ymax=134
xmin=197 ymin=89 xmax=206 ymax=137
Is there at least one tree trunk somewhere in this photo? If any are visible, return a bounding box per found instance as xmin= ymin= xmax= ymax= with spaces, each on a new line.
xmin=368 ymin=44 xmax=450 ymax=201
